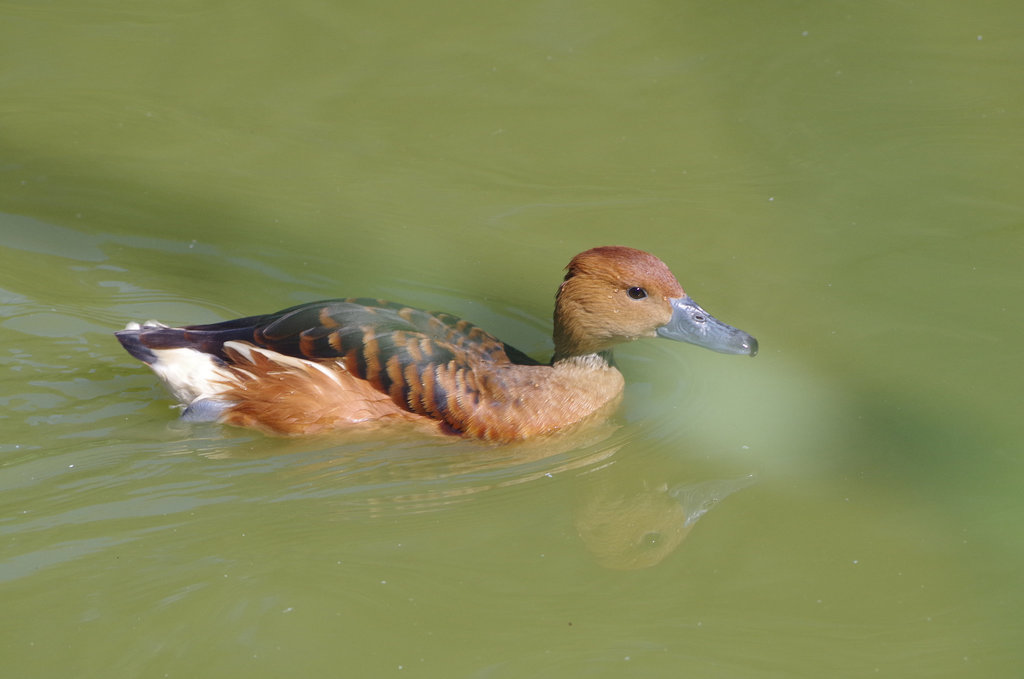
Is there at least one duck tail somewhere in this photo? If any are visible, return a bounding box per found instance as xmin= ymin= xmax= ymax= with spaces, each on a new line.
xmin=116 ymin=321 xmax=237 ymax=415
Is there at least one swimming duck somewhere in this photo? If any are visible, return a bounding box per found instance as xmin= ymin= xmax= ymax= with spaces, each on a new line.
xmin=116 ymin=246 xmax=757 ymax=442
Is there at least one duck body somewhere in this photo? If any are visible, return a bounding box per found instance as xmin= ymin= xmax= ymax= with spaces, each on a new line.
xmin=116 ymin=247 xmax=757 ymax=442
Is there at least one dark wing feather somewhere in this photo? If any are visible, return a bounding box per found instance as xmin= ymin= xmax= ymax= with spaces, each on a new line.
xmin=248 ymin=298 xmax=538 ymax=364
xmin=128 ymin=298 xmax=542 ymax=428
xmin=252 ymin=299 xmax=541 ymax=413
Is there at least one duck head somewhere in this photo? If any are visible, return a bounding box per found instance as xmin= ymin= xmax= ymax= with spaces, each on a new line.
xmin=552 ymin=246 xmax=757 ymax=361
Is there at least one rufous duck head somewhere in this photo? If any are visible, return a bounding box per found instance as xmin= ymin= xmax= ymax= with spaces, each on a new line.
xmin=552 ymin=246 xmax=757 ymax=360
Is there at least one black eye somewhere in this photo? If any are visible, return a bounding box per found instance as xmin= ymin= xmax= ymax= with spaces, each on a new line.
xmin=627 ymin=286 xmax=647 ymax=300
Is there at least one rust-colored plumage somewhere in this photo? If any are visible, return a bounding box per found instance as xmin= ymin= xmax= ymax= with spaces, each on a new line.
xmin=116 ymin=246 xmax=757 ymax=442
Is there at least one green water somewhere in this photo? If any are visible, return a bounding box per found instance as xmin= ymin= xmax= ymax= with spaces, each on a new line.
xmin=2 ymin=1 xmax=1022 ymax=677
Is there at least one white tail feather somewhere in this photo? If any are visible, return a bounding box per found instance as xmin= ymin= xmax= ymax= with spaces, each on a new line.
xmin=145 ymin=347 xmax=236 ymax=407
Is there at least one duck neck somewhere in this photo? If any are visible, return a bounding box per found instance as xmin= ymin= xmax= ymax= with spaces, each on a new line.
xmin=552 ymin=304 xmax=613 ymax=364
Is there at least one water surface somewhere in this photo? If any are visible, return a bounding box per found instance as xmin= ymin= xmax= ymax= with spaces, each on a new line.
xmin=2 ymin=1 xmax=1022 ymax=677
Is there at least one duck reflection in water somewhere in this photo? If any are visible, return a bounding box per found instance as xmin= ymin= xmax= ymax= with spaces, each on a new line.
xmin=574 ymin=470 xmax=756 ymax=570
xmin=251 ymin=431 xmax=756 ymax=572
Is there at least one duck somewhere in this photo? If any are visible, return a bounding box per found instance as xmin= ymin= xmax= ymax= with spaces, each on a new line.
xmin=115 ymin=246 xmax=757 ymax=442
